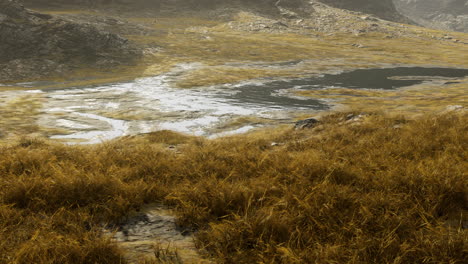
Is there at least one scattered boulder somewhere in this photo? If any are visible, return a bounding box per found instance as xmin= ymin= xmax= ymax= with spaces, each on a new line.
xmin=295 ymin=117 xmax=320 ymax=129
xmin=360 ymin=15 xmax=378 ymax=21
xmin=351 ymin=43 xmax=365 ymax=48
xmin=343 ymin=113 xmax=367 ymax=125
xmin=345 ymin=113 xmax=365 ymax=121
xmin=277 ymin=6 xmax=300 ymax=19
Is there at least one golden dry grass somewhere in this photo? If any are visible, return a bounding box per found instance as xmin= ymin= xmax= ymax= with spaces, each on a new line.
xmin=1 ymin=8 xmax=467 ymax=263
xmin=123 ymin=13 xmax=468 ymax=88
xmin=5 ymin=9 xmax=466 ymax=91
xmin=1 ymin=111 xmax=466 ymax=263
xmin=0 ymin=94 xmax=43 ymax=136
xmin=128 ymin=27 xmax=468 ymax=88
xmin=297 ymin=77 xmax=468 ymax=114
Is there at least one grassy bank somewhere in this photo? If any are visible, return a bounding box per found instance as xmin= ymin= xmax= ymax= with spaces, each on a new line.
xmin=4 ymin=7 xmax=467 ymax=91
xmin=1 ymin=110 xmax=466 ymax=263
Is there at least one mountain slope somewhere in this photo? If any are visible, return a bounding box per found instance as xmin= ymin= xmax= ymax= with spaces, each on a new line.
xmin=0 ymin=0 xmax=141 ymax=81
xmin=317 ymin=0 xmax=411 ymax=23
xmin=394 ymin=0 xmax=468 ymax=32
xmin=23 ymin=0 xmax=410 ymax=23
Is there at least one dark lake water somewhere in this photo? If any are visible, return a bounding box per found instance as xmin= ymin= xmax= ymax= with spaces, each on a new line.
xmin=4 ymin=65 xmax=467 ymax=143
xmin=225 ymin=67 xmax=468 ymax=109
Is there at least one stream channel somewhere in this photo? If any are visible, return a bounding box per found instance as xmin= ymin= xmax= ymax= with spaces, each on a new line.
xmin=3 ymin=64 xmax=468 ymax=144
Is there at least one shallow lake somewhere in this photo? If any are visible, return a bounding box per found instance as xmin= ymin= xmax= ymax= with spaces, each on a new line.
xmin=2 ymin=65 xmax=468 ymax=143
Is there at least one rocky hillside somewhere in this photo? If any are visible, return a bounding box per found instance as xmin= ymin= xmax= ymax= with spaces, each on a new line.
xmin=5 ymin=0 xmax=466 ymax=83
xmin=317 ymin=0 xmax=411 ymax=23
xmin=0 ymin=0 xmax=141 ymax=82
xmin=24 ymin=0 xmax=409 ymax=21
xmin=394 ymin=0 xmax=468 ymax=32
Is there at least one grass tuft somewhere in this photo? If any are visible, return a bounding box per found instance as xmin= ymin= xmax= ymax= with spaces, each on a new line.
xmin=0 ymin=111 xmax=467 ymax=263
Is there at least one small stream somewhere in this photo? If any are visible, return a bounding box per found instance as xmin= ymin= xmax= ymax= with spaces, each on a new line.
xmin=2 ymin=64 xmax=467 ymax=144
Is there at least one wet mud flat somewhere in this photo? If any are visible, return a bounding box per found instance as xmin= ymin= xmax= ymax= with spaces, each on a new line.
xmin=233 ymin=66 xmax=468 ymax=95
xmin=1 ymin=66 xmax=467 ymax=144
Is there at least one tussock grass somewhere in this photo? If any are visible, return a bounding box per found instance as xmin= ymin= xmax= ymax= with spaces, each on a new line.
xmin=1 ymin=112 xmax=467 ymax=263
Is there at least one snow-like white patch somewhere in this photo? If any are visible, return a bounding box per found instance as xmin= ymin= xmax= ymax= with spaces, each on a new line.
xmin=51 ymin=113 xmax=128 ymax=144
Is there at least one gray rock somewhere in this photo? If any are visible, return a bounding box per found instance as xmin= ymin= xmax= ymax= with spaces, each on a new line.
xmin=105 ymin=204 xmax=206 ymax=263
xmin=295 ymin=118 xmax=320 ymax=129
xmin=352 ymin=43 xmax=365 ymax=48
xmin=278 ymin=7 xmax=299 ymax=19
xmin=345 ymin=113 xmax=366 ymax=123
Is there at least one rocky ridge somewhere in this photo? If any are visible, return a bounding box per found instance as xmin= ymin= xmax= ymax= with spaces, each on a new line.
xmin=22 ymin=0 xmax=410 ymax=23
xmin=394 ymin=0 xmax=468 ymax=32
xmin=216 ymin=2 xmax=459 ymax=43
xmin=316 ymin=0 xmax=412 ymax=23
xmin=0 ymin=0 xmax=141 ymax=82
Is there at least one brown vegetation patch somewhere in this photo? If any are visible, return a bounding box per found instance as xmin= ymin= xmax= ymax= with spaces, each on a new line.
xmin=1 ymin=111 xmax=466 ymax=263
xmin=297 ymin=77 xmax=468 ymax=114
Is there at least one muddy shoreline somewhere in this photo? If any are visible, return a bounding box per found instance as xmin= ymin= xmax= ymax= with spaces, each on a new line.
xmin=1 ymin=1 xmax=467 ymax=144
xmin=1 ymin=64 xmax=466 ymax=144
